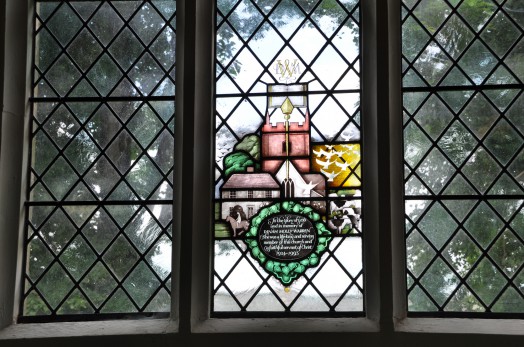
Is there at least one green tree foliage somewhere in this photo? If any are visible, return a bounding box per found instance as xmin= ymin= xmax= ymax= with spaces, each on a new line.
xmin=224 ymin=151 xmax=256 ymax=176
xmin=223 ymin=134 xmax=261 ymax=176
xmin=234 ymin=133 xmax=260 ymax=160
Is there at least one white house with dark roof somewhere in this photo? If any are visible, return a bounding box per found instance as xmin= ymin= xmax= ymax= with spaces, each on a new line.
xmin=220 ymin=170 xmax=281 ymax=219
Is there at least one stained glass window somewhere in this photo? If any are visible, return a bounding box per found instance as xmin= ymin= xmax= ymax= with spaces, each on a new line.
xmin=402 ymin=0 xmax=524 ymax=315
xmin=213 ymin=0 xmax=363 ymax=315
xmin=21 ymin=0 xmax=175 ymax=320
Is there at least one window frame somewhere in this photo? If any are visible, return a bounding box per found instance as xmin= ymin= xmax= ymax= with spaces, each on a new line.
xmin=0 ymin=0 xmax=182 ymax=337
xmin=190 ymin=0 xmax=380 ymax=331
xmin=19 ymin=0 xmax=178 ymax=322
xmin=0 ymin=0 xmax=522 ymax=344
xmin=389 ymin=0 xmax=524 ymax=333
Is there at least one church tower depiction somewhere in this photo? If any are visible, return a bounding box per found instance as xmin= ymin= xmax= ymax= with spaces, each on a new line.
xmin=260 ymin=111 xmax=311 ymax=174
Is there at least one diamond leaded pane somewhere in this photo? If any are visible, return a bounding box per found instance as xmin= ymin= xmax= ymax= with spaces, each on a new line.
xmin=403 ymin=0 xmax=524 ymax=315
xmin=213 ymin=0 xmax=363 ymax=316
xmin=22 ymin=0 xmax=175 ymax=320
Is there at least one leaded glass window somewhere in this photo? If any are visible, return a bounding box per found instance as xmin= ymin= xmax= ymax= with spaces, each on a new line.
xmin=213 ymin=0 xmax=363 ymax=315
xmin=402 ymin=0 xmax=524 ymax=315
xmin=21 ymin=0 xmax=176 ymax=321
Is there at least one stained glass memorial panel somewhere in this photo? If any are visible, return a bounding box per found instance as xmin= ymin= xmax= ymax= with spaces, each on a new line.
xmin=213 ymin=0 xmax=363 ymax=315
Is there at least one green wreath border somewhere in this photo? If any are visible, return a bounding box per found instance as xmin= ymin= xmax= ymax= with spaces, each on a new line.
xmin=244 ymin=201 xmax=332 ymax=285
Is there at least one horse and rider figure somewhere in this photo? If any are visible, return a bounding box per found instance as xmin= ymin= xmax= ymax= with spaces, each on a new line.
xmin=224 ymin=205 xmax=249 ymax=237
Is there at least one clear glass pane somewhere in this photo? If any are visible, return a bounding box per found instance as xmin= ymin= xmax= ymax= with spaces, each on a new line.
xmin=402 ymin=0 xmax=524 ymax=314
xmin=23 ymin=0 xmax=175 ymax=319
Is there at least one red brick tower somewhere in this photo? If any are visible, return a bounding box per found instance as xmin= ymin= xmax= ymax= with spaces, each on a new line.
xmin=261 ymin=112 xmax=310 ymax=174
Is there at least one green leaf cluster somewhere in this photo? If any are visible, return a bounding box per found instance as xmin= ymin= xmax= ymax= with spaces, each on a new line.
xmin=223 ymin=134 xmax=261 ymax=177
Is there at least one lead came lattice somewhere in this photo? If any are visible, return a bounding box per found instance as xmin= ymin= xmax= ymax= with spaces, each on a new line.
xmin=402 ymin=0 xmax=524 ymax=315
xmin=213 ymin=0 xmax=365 ymax=315
xmin=21 ymin=0 xmax=176 ymax=321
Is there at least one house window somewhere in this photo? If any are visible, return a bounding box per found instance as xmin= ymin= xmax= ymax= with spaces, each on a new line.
xmin=402 ymin=0 xmax=524 ymax=315
xmin=20 ymin=0 xmax=176 ymax=321
xmin=247 ymin=190 xmax=253 ymax=199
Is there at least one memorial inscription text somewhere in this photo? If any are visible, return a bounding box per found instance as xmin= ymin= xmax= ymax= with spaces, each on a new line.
xmin=258 ymin=214 xmax=318 ymax=261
